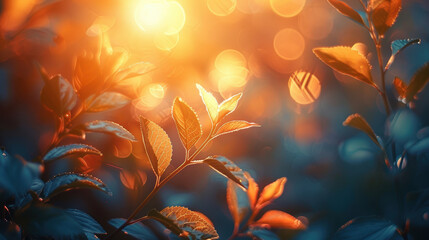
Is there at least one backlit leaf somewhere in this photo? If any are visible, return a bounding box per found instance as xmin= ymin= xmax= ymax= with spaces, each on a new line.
xmin=40 ymin=74 xmax=77 ymax=116
xmin=109 ymin=218 xmax=157 ymax=239
xmin=65 ymin=209 xmax=106 ymax=235
xmin=196 ymin=84 xmax=219 ymax=124
xmin=140 ymin=117 xmax=173 ymax=178
xmin=199 ymin=155 xmax=248 ymax=190
xmin=371 ymin=0 xmax=401 ymax=36
xmin=215 ymin=120 xmax=260 ymax=138
xmin=217 ymin=93 xmax=242 ymax=122
xmin=82 ymin=120 xmax=137 ymax=141
xmin=245 ymin=172 xmax=259 ymax=210
xmin=114 ymin=62 xmax=156 ymax=82
xmin=249 ymin=228 xmax=280 ymax=240
xmin=313 ymin=46 xmax=376 ymax=88
xmin=256 ymin=177 xmax=286 ymax=208
xmin=227 ymin=180 xmax=249 ymax=229
xmin=252 ymin=210 xmax=306 ymax=230
xmin=154 ymin=206 xmax=219 ymax=239
xmin=343 ymin=114 xmax=382 ymax=149
xmin=327 ymin=0 xmax=366 ymax=26
xmin=85 ymin=92 xmax=130 ymax=112
xmin=43 ymin=144 xmax=102 ymax=162
xmin=386 ymin=39 xmax=421 ymax=70
xmin=172 ymin=97 xmax=202 ymax=150
xmin=41 ymin=172 xmax=111 ymax=199
xmin=393 ymin=77 xmax=407 ymax=101
xmin=119 ymin=169 xmax=147 ymax=190
xmin=405 ymin=62 xmax=429 ymax=102
xmin=333 ymin=216 xmax=401 ymax=240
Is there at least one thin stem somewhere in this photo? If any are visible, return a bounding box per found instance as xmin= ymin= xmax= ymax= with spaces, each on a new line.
xmin=227 ymin=207 xmax=260 ymax=240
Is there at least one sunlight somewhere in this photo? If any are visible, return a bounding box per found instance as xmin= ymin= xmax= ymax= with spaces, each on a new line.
xmin=288 ymin=71 xmax=321 ymax=105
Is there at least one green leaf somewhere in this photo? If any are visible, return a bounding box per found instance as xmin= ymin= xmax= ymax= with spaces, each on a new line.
xmin=109 ymin=218 xmax=156 ymax=239
xmin=172 ymin=97 xmax=203 ymax=150
xmin=150 ymin=206 xmax=219 ymax=240
xmin=313 ymin=46 xmax=376 ymax=89
xmin=327 ymin=0 xmax=366 ymax=26
xmin=41 ymin=172 xmax=111 ymax=199
xmin=406 ymin=62 xmax=429 ymax=102
xmin=82 ymin=120 xmax=137 ymax=142
xmin=85 ymin=92 xmax=130 ymax=112
xmin=333 ymin=216 xmax=401 ymax=240
xmin=197 ymin=155 xmax=248 ymax=190
xmin=65 ymin=209 xmax=106 ymax=235
xmin=43 ymin=144 xmax=102 ymax=162
xmin=343 ymin=114 xmax=383 ymax=149
xmin=386 ymin=38 xmax=421 ymax=70
xmin=371 ymin=0 xmax=401 ymax=36
xmin=40 ymin=74 xmax=78 ymax=116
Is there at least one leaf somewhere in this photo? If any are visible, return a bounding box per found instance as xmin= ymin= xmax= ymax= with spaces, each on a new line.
xmin=333 ymin=216 xmax=401 ymax=240
xmin=386 ymin=39 xmax=421 ymax=70
xmin=405 ymin=62 xmax=429 ymax=102
xmin=227 ymin=181 xmax=249 ymax=229
xmin=252 ymin=210 xmax=306 ymax=230
xmin=249 ymin=228 xmax=280 ymax=240
xmin=196 ymin=84 xmax=219 ymax=124
xmin=65 ymin=209 xmax=106 ymax=234
xmin=393 ymin=77 xmax=407 ymax=101
xmin=82 ymin=120 xmax=137 ymax=142
xmin=85 ymin=92 xmax=130 ymax=112
xmin=40 ymin=74 xmax=78 ymax=116
xmin=217 ymin=93 xmax=242 ymax=122
xmin=256 ymin=177 xmax=286 ymax=208
xmin=147 ymin=209 xmax=183 ymax=236
xmin=313 ymin=46 xmax=376 ymax=88
xmin=343 ymin=114 xmax=382 ymax=149
xmin=327 ymin=0 xmax=366 ymax=26
xmin=119 ymin=169 xmax=147 ymax=190
xmin=151 ymin=206 xmax=219 ymax=240
xmin=43 ymin=144 xmax=102 ymax=162
xmin=15 ymin=203 xmax=84 ymax=239
xmin=172 ymin=97 xmax=203 ymax=150
xmin=215 ymin=120 xmax=260 ymax=138
xmin=199 ymin=155 xmax=248 ymax=190
xmin=140 ymin=117 xmax=173 ymax=178
xmin=114 ymin=62 xmax=156 ymax=82
xmin=109 ymin=218 xmax=157 ymax=239
xmin=405 ymin=189 xmax=429 ymax=226
xmin=41 ymin=172 xmax=111 ymax=199
xmin=245 ymin=172 xmax=259 ymax=210
xmin=371 ymin=0 xmax=402 ymax=36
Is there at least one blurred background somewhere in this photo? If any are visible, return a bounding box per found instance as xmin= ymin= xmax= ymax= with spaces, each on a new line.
xmin=1 ymin=0 xmax=429 ymax=239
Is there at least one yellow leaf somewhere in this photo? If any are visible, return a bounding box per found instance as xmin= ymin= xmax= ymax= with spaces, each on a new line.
xmin=343 ymin=113 xmax=382 ymax=149
xmin=217 ymin=93 xmax=242 ymax=122
xmin=313 ymin=46 xmax=376 ymax=88
xmin=196 ymin=84 xmax=219 ymax=124
xmin=172 ymin=97 xmax=202 ymax=150
xmin=253 ymin=210 xmax=306 ymax=230
xmin=244 ymin=172 xmax=259 ymax=210
xmin=139 ymin=117 xmax=172 ymax=178
xmin=372 ymin=0 xmax=401 ymax=36
xmin=215 ymin=120 xmax=260 ymax=138
xmin=227 ymin=181 xmax=248 ymax=229
xmin=256 ymin=177 xmax=286 ymax=208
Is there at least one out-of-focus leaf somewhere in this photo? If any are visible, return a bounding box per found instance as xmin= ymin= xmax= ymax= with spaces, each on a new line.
xmin=256 ymin=177 xmax=286 ymax=208
xmin=333 ymin=216 xmax=401 ymax=240
xmin=82 ymin=120 xmax=137 ymax=142
xmin=85 ymin=92 xmax=130 ymax=112
xmin=196 ymin=84 xmax=219 ymax=124
xmin=119 ymin=169 xmax=147 ymax=190
xmin=0 ymin=219 xmax=21 ymax=240
xmin=172 ymin=97 xmax=202 ymax=150
xmin=151 ymin=206 xmax=219 ymax=240
xmin=43 ymin=144 xmax=102 ymax=162
xmin=249 ymin=228 xmax=280 ymax=240
xmin=388 ymin=109 xmax=421 ymax=145
xmin=386 ymin=39 xmax=421 ymax=70
xmin=40 ymin=74 xmax=77 ymax=116
xmin=66 ymin=209 xmax=106 ymax=235
xmin=15 ymin=179 xmax=45 ymax=208
xmin=245 ymin=172 xmax=259 ymax=210
xmin=197 ymin=155 xmax=248 ymax=190
xmin=406 ymin=189 xmax=429 ymax=227
xmin=371 ymin=0 xmax=402 ymax=36
xmin=15 ymin=203 xmax=84 ymax=239
xmin=41 ymin=172 xmax=111 ymax=199
xmin=343 ymin=114 xmax=382 ymax=149
xmin=140 ymin=117 xmax=172 ymax=178
xmin=214 ymin=120 xmax=260 ymax=138
xmin=327 ymin=0 xmax=366 ymax=26
xmin=313 ymin=46 xmax=376 ymax=88
xmin=408 ymin=137 xmax=429 ymax=155
xmin=114 ymin=62 xmax=156 ymax=82
xmin=217 ymin=93 xmax=242 ymax=122
xmin=109 ymin=218 xmax=156 ymax=239
xmin=393 ymin=77 xmax=407 ymax=101
xmin=339 ymin=136 xmax=381 ymax=164
xmin=405 ymin=62 xmax=429 ymax=102
xmin=227 ymin=180 xmax=249 ymax=229
xmin=252 ymin=210 xmax=306 ymax=230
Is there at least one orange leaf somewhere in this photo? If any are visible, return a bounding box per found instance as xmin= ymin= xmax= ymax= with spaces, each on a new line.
xmin=253 ymin=210 xmax=306 ymax=230
xmin=140 ymin=117 xmax=172 ymax=178
xmin=256 ymin=177 xmax=286 ymax=208
xmin=393 ymin=77 xmax=407 ymax=101
xmin=372 ymin=0 xmax=401 ymax=36
xmin=245 ymin=172 xmax=259 ymax=210
xmin=215 ymin=120 xmax=260 ymax=138
xmin=196 ymin=84 xmax=219 ymax=124
xmin=227 ymin=181 xmax=248 ymax=228
xmin=172 ymin=97 xmax=202 ymax=150
xmin=343 ymin=113 xmax=382 ymax=149
xmin=217 ymin=93 xmax=242 ymax=122
xmin=327 ymin=0 xmax=366 ymax=26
